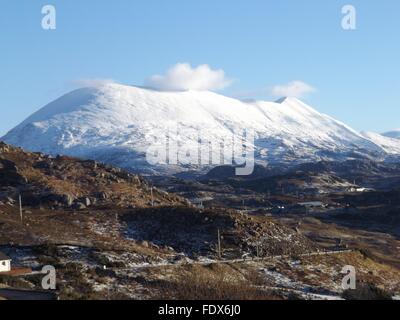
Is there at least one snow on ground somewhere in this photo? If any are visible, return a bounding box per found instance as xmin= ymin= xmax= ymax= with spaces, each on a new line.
xmin=361 ymin=131 xmax=400 ymax=154
xmin=262 ymin=268 xmax=305 ymax=290
xmin=383 ymin=129 xmax=400 ymax=139
xmin=261 ymin=267 xmax=343 ymax=300
xmin=6 ymin=248 xmax=41 ymax=269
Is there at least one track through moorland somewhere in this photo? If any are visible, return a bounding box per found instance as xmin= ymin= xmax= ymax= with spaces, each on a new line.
xmin=113 ymin=249 xmax=353 ymax=271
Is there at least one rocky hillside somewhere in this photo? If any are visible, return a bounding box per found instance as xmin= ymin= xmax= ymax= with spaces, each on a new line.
xmin=1 ymin=142 xmax=398 ymax=300
xmin=123 ymin=206 xmax=317 ymax=258
xmin=0 ymin=141 xmax=317 ymax=258
xmin=0 ymin=141 xmax=184 ymax=211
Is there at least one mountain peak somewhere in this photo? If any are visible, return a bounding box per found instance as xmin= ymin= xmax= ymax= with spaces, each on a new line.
xmin=275 ymin=97 xmax=304 ymax=105
xmin=275 ymin=97 xmax=290 ymax=104
xmin=3 ymin=83 xmax=400 ymax=175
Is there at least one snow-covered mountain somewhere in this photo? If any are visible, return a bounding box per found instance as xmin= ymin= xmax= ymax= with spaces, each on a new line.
xmin=383 ymin=129 xmax=400 ymax=139
xmin=3 ymin=83 xmax=400 ymax=174
xmin=361 ymin=131 xmax=400 ymax=154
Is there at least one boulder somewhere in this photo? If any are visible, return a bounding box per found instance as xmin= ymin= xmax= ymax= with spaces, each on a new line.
xmin=93 ymin=191 xmax=108 ymax=200
xmin=72 ymin=202 xmax=86 ymax=210
xmin=61 ymin=194 xmax=75 ymax=207
xmin=0 ymin=142 xmax=10 ymax=153
xmin=6 ymin=197 xmax=15 ymax=205
xmin=34 ymin=161 xmax=51 ymax=169
xmin=141 ymin=240 xmax=149 ymax=248
xmin=0 ymin=159 xmax=27 ymax=186
xmin=81 ymin=197 xmax=91 ymax=207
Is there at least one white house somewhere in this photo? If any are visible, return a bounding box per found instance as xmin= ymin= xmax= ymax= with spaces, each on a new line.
xmin=298 ymin=201 xmax=326 ymax=209
xmin=347 ymin=186 xmax=374 ymax=193
xmin=0 ymin=252 xmax=11 ymax=273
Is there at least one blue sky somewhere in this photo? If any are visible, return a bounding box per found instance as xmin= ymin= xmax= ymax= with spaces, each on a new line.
xmin=1 ymin=0 xmax=399 ymax=136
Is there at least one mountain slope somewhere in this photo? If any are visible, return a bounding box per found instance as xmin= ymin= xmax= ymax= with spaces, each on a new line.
xmin=3 ymin=83 xmax=400 ymax=174
xmin=0 ymin=141 xmax=183 ymax=209
xmin=361 ymin=131 xmax=400 ymax=154
xmin=383 ymin=129 xmax=400 ymax=139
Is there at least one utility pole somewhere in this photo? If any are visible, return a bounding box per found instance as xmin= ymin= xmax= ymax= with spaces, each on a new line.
xmin=131 ymin=180 xmax=134 ymax=207
xmin=217 ymin=229 xmax=222 ymax=260
xmin=150 ymin=187 xmax=154 ymax=207
xmin=19 ymin=194 xmax=23 ymax=223
xmin=261 ymin=243 xmax=264 ymax=261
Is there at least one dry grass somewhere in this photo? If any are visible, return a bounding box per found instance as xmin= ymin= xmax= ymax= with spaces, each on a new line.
xmin=155 ymin=264 xmax=280 ymax=300
xmin=342 ymin=283 xmax=393 ymax=300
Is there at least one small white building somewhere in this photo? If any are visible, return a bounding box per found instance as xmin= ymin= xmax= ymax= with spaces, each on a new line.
xmin=298 ymin=201 xmax=326 ymax=209
xmin=0 ymin=252 xmax=11 ymax=273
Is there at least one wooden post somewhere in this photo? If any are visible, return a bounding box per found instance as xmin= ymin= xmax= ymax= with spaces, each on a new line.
xmin=19 ymin=194 xmax=23 ymax=223
xmin=150 ymin=187 xmax=154 ymax=207
xmin=261 ymin=244 xmax=264 ymax=261
xmin=131 ymin=181 xmax=134 ymax=206
xmin=217 ymin=229 xmax=222 ymax=260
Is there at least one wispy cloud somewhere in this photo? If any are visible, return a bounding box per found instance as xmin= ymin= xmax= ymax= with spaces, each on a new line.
xmin=230 ymin=81 xmax=317 ymax=100
xmin=271 ymin=81 xmax=316 ymax=98
xmin=145 ymin=63 xmax=233 ymax=91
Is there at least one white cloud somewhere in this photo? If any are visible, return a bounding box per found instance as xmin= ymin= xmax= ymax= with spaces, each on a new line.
xmin=145 ymin=63 xmax=233 ymax=91
xmin=271 ymin=81 xmax=316 ymax=98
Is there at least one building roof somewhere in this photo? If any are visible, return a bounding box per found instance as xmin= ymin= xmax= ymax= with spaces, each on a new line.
xmin=0 ymin=252 xmax=11 ymax=261
xmin=298 ymin=201 xmax=324 ymax=206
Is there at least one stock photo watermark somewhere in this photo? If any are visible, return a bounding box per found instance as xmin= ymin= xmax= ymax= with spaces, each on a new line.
xmin=40 ymin=4 xmax=356 ymax=31
xmin=341 ymin=265 xmax=356 ymax=290
xmin=41 ymin=265 xmax=56 ymax=290
xmin=41 ymin=5 xmax=56 ymax=30
xmin=146 ymin=126 xmax=255 ymax=176
xmin=342 ymin=5 xmax=357 ymax=30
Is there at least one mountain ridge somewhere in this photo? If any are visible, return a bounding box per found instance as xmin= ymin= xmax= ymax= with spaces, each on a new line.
xmin=383 ymin=129 xmax=400 ymax=139
xmin=3 ymin=83 xmax=400 ymax=175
